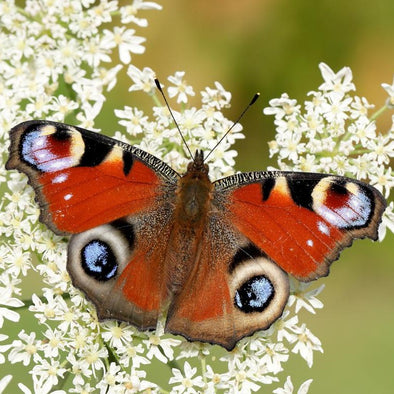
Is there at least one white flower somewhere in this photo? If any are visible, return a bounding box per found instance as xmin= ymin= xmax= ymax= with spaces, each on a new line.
xmin=80 ymin=343 xmax=108 ymax=377
xmin=0 ymin=334 xmax=11 ymax=364
xmin=288 ymin=282 xmax=325 ymax=314
xmin=117 ymin=343 xmax=149 ymax=368
xmin=264 ymin=94 xmax=300 ymax=119
xmin=368 ymin=165 xmax=394 ymax=198
xmin=381 ymin=77 xmax=394 ymax=107
xmin=291 ymin=324 xmax=323 ymax=367
xmin=41 ymin=327 xmax=66 ymax=358
xmin=256 ymin=342 xmax=289 ymax=374
xmin=120 ymin=0 xmax=162 ymax=26
xmin=204 ymin=364 xmax=231 ymax=392
xmin=379 ymin=201 xmax=394 ymax=240
xmin=83 ymin=35 xmax=112 ymax=68
xmin=93 ymin=64 xmax=123 ymax=91
xmin=66 ymin=353 xmax=93 ymax=386
xmin=96 ymin=362 xmax=122 ymax=391
xmin=169 ymin=361 xmax=204 ymax=393
xmin=0 ymin=283 xmax=23 ymax=328
xmin=318 ymin=62 xmax=355 ymax=94
xmin=115 ymin=106 xmax=148 ymax=136
xmin=103 ymin=26 xmax=145 ymax=64
xmin=31 ymin=357 xmax=67 ymax=392
xmin=144 ymin=333 xmax=182 ymax=363
xmin=127 ymin=64 xmax=156 ymax=94
xmin=167 ymin=71 xmax=195 ymax=104
xmin=201 ymin=81 xmax=232 ymax=109
xmin=226 ymin=358 xmax=262 ymax=393
xmin=365 ymin=134 xmax=394 ymax=165
xmin=8 ymin=330 xmax=39 ymax=366
xmin=273 ymin=376 xmax=313 ymax=394
xmin=0 ymin=375 xmax=13 ymax=394
xmin=101 ymin=321 xmax=134 ymax=348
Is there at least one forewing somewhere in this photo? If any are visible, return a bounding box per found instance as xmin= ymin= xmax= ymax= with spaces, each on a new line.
xmin=215 ymin=171 xmax=386 ymax=281
xmin=6 ymin=120 xmax=178 ymax=235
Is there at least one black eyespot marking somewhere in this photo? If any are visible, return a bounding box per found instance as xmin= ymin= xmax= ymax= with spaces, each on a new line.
xmin=234 ymin=275 xmax=274 ymax=313
xmin=81 ymin=240 xmax=118 ymax=281
xmin=111 ymin=219 xmax=135 ymax=247
xmin=79 ymin=134 xmax=113 ymax=167
xmin=287 ymin=177 xmax=322 ymax=210
xmin=262 ymin=178 xmax=275 ymax=201
xmin=329 ymin=180 xmax=347 ymax=195
xmin=229 ymin=244 xmax=265 ymax=273
xmin=53 ymin=126 xmax=71 ymax=141
xmin=122 ymin=150 xmax=134 ymax=176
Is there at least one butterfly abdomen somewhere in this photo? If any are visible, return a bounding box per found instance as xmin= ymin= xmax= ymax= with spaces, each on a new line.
xmin=162 ymin=163 xmax=214 ymax=292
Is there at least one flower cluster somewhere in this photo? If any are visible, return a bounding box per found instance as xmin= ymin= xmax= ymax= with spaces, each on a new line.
xmin=264 ymin=63 xmax=394 ymax=239
xmin=1 ymin=1 xmax=392 ymax=394
xmin=116 ymin=67 xmax=242 ymax=180
xmin=0 ymin=0 xmax=161 ymax=137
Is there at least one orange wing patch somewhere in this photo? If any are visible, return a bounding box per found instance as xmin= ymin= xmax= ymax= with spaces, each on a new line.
xmin=117 ymin=250 xmax=168 ymax=313
xmin=39 ymin=159 xmax=161 ymax=234
xmin=229 ymin=182 xmax=343 ymax=280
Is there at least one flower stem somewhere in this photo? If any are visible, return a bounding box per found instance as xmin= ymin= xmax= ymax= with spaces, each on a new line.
xmin=200 ymin=355 xmax=208 ymax=387
xmin=370 ymin=104 xmax=388 ymax=122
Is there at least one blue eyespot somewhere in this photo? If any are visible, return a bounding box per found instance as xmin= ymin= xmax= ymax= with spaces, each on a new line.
xmin=234 ymin=275 xmax=274 ymax=313
xmin=81 ymin=240 xmax=117 ymax=281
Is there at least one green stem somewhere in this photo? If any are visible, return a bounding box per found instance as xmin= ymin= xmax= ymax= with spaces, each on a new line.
xmin=163 ymin=350 xmax=181 ymax=371
xmin=370 ymin=104 xmax=388 ymax=122
xmin=152 ymin=92 xmax=163 ymax=107
xmin=200 ymin=355 xmax=208 ymax=387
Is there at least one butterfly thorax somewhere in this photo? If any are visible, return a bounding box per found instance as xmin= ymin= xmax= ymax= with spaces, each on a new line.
xmin=174 ymin=151 xmax=213 ymax=226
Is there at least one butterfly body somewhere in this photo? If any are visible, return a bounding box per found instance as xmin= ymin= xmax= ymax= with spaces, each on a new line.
xmin=6 ymin=120 xmax=386 ymax=350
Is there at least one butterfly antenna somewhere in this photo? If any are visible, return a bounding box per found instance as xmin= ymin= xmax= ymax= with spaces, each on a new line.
xmin=204 ymin=92 xmax=260 ymax=162
xmin=154 ymin=78 xmax=194 ymax=160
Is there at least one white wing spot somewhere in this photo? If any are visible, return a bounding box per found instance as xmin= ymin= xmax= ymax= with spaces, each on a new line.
xmin=64 ymin=193 xmax=73 ymax=201
xmin=307 ymin=239 xmax=314 ymax=247
xmin=318 ymin=221 xmax=330 ymax=236
xmin=52 ymin=174 xmax=68 ymax=184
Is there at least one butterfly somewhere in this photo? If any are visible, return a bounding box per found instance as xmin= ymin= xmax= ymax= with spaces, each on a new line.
xmin=6 ymin=117 xmax=386 ymax=350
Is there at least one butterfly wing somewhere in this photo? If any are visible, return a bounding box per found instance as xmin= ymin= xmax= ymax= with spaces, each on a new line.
xmin=215 ymin=171 xmax=386 ymax=281
xmin=7 ymin=120 xmax=179 ymax=328
xmin=67 ymin=211 xmax=174 ymax=329
xmin=6 ymin=120 xmax=178 ymax=235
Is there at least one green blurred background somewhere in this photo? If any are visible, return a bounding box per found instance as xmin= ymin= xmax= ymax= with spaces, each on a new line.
xmin=102 ymin=0 xmax=394 ymax=392
xmin=4 ymin=0 xmax=394 ymax=392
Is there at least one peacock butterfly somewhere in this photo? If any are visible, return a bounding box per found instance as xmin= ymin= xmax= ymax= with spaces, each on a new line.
xmin=6 ymin=109 xmax=386 ymax=350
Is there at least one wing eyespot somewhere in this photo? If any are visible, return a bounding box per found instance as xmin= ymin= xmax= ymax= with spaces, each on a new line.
xmin=81 ymin=240 xmax=118 ymax=281
xmin=226 ymin=252 xmax=290 ymax=348
xmin=234 ymin=274 xmax=275 ymax=313
xmin=68 ymin=220 xmax=135 ymax=286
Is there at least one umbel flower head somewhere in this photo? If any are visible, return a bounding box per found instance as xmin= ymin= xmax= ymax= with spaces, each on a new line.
xmin=264 ymin=63 xmax=394 ymax=239
xmin=0 ymin=1 xmax=393 ymax=393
